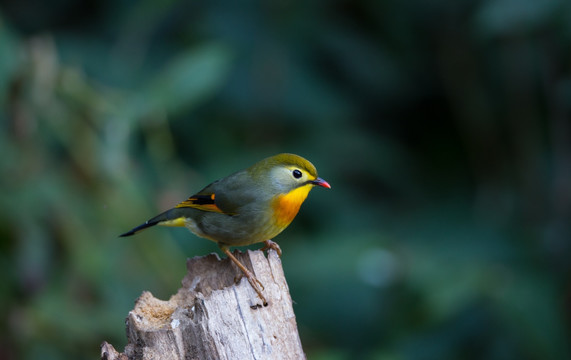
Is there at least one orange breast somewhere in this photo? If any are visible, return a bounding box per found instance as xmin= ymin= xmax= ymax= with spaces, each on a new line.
xmin=272 ymin=185 xmax=312 ymax=229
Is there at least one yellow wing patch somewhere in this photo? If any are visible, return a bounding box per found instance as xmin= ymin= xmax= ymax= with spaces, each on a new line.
xmin=175 ymin=193 xmax=225 ymax=214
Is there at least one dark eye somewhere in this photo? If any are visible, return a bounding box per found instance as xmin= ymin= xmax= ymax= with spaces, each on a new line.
xmin=292 ymin=169 xmax=302 ymax=179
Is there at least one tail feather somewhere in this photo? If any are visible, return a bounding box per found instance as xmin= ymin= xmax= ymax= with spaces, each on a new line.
xmin=119 ymin=208 xmax=192 ymax=237
xmin=119 ymin=220 xmax=160 ymax=237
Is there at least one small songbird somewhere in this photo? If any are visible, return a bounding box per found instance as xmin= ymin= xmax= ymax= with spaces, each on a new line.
xmin=120 ymin=153 xmax=331 ymax=305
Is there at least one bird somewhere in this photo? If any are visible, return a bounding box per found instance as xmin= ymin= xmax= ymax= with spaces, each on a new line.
xmin=120 ymin=153 xmax=331 ymax=305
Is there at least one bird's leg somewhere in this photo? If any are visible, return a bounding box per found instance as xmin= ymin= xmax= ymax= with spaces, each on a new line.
xmin=260 ymin=239 xmax=282 ymax=257
xmin=219 ymin=244 xmax=267 ymax=306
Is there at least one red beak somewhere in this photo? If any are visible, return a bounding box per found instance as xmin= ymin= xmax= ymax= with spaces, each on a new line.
xmin=312 ymin=177 xmax=331 ymax=189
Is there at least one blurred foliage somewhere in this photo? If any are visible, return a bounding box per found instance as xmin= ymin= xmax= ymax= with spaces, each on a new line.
xmin=1 ymin=0 xmax=570 ymax=359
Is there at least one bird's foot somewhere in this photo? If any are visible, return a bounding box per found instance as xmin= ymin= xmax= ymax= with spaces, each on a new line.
xmin=261 ymin=239 xmax=282 ymax=257
xmin=221 ymin=245 xmax=268 ymax=306
xmin=243 ymin=271 xmax=267 ymax=307
xmin=234 ymin=270 xmax=267 ymax=307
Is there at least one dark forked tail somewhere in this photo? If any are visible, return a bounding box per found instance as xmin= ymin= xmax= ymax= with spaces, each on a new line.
xmin=119 ymin=219 xmax=161 ymax=237
xmin=119 ymin=208 xmax=190 ymax=237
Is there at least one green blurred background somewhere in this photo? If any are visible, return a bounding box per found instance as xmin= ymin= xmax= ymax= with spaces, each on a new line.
xmin=1 ymin=0 xmax=570 ymax=359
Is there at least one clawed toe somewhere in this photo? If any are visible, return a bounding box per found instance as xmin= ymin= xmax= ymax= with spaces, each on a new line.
xmin=261 ymin=240 xmax=282 ymax=257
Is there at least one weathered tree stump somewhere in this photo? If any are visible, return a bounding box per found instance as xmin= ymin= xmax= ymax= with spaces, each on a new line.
xmin=101 ymin=249 xmax=305 ymax=360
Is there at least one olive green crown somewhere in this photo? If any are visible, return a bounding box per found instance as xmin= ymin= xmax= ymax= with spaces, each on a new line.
xmin=251 ymin=153 xmax=318 ymax=178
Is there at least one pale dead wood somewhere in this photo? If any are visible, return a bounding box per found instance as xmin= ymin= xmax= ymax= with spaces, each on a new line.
xmin=101 ymin=249 xmax=305 ymax=360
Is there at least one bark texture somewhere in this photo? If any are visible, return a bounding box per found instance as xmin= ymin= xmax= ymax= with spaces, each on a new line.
xmin=101 ymin=249 xmax=305 ymax=360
